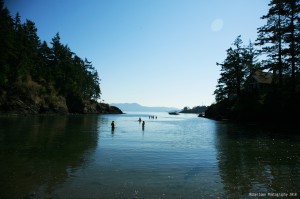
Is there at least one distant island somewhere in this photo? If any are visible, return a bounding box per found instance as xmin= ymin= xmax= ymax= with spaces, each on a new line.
xmin=110 ymin=103 xmax=180 ymax=112
xmin=179 ymin=106 xmax=207 ymax=114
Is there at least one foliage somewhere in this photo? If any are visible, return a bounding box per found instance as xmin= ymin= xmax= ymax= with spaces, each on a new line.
xmin=215 ymin=36 xmax=258 ymax=103
xmin=0 ymin=1 xmax=101 ymax=113
xmin=208 ymin=0 xmax=300 ymax=123
xmin=256 ymin=0 xmax=300 ymax=92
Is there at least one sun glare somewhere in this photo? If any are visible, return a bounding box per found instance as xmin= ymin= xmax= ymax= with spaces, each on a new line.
xmin=211 ymin=18 xmax=224 ymax=32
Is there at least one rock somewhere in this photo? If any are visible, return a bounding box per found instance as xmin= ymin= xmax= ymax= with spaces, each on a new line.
xmin=108 ymin=105 xmax=123 ymax=114
xmin=0 ymin=94 xmax=122 ymax=115
xmin=95 ymin=103 xmax=123 ymax=114
xmin=74 ymin=100 xmax=124 ymax=114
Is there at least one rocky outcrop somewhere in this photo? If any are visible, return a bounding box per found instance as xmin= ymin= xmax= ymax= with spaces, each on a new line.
xmin=0 ymin=92 xmax=68 ymax=114
xmin=83 ymin=100 xmax=123 ymax=114
xmin=0 ymin=93 xmax=123 ymax=115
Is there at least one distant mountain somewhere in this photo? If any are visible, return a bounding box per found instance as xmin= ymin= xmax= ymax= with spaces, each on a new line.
xmin=110 ymin=103 xmax=180 ymax=112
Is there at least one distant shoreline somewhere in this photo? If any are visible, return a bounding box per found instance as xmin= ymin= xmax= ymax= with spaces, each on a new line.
xmin=110 ymin=103 xmax=180 ymax=112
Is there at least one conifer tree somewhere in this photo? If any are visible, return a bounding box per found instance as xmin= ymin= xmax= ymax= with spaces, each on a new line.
xmin=0 ymin=2 xmax=102 ymax=113
xmin=215 ymin=36 xmax=246 ymax=101
xmin=257 ymin=0 xmax=300 ymax=92
xmin=0 ymin=0 xmax=14 ymax=90
xmin=282 ymin=0 xmax=300 ymax=93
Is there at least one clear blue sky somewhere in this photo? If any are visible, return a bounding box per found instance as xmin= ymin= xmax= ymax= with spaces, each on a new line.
xmin=4 ymin=0 xmax=269 ymax=109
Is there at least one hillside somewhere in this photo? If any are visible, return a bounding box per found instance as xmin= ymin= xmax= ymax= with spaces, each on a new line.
xmin=0 ymin=3 xmax=122 ymax=115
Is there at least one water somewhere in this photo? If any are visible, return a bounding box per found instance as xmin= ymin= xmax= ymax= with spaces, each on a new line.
xmin=0 ymin=113 xmax=299 ymax=199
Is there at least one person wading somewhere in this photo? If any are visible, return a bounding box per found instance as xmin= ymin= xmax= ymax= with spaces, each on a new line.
xmin=111 ymin=121 xmax=115 ymax=131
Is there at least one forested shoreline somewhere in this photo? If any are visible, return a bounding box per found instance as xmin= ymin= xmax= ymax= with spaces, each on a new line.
xmin=0 ymin=1 xmax=122 ymax=114
xmin=205 ymin=0 xmax=300 ymax=125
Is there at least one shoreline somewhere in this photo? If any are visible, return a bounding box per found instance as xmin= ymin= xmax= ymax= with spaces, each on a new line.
xmin=0 ymin=101 xmax=123 ymax=115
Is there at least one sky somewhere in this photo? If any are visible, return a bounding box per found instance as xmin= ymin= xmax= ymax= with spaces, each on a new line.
xmin=4 ymin=0 xmax=270 ymax=109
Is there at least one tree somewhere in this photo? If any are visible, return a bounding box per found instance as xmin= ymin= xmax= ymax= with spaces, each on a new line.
xmin=82 ymin=58 xmax=101 ymax=100
xmin=256 ymin=0 xmax=286 ymax=87
xmin=0 ymin=0 xmax=14 ymax=90
xmin=23 ymin=19 xmax=41 ymax=80
xmin=50 ymin=33 xmax=74 ymax=95
xmin=0 ymin=3 xmax=102 ymax=113
xmin=243 ymin=40 xmax=261 ymax=77
xmin=282 ymin=0 xmax=300 ymax=93
xmin=215 ymin=36 xmax=259 ymax=103
xmin=215 ymin=36 xmax=244 ymax=102
xmin=256 ymin=0 xmax=300 ymax=92
xmin=37 ymin=41 xmax=52 ymax=83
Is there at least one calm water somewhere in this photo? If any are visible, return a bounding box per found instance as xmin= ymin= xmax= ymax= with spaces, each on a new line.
xmin=0 ymin=113 xmax=299 ymax=199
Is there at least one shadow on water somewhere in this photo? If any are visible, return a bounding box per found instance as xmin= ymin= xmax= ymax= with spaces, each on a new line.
xmin=0 ymin=115 xmax=100 ymax=199
xmin=214 ymin=121 xmax=300 ymax=198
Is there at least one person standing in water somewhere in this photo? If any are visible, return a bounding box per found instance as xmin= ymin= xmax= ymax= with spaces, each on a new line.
xmin=111 ymin=121 xmax=115 ymax=131
xmin=142 ymin=121 xmax=145 ymax=130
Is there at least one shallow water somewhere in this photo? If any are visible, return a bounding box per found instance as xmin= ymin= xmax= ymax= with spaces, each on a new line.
xmin=0 ymin=113 xmax=299 ymax=199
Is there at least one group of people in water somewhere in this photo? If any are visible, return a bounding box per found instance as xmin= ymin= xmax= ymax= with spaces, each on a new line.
xmin=111 ymin=115 xmax=157 ymax=132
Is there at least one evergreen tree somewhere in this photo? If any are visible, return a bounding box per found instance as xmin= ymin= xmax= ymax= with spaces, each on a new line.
xmin=282 ymin=0 xmax=300 ymax=93
xmin=50 ymin=33 xmax=76 ymax=96
xmin=23 ymin=19 xmax=41 ymax=81
xmin=215 ymin=36 xmax=246 ymax=102
xmin=256 ymin=0 xmax=300 ymax=92
xmin=0 ymin=3 xmax=102 ymax=113
xmin=37 ymin=41 xmax=52 ymax=83
xmin=215 ymin=36 xmax=259 ymax=103
xmin=243 ymin=41 xmax=261 ymax=77
xmin=82 ymin=58 xmax=101 ymax=100
xmin=0 ymin=0 xmax=14 ymax=91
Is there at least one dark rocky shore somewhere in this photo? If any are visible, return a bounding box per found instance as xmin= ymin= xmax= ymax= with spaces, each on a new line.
xmin=0 ymin=95 xmax=123 ymax=115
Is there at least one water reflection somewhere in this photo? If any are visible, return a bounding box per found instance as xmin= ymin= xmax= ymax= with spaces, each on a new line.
xmin=215 ymin=122 xmax=300 ymax=198
xmin=0 ymin=115 xmax=99 ymax=199
xmin=1 ymin=114 xmax=299 ymax=198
